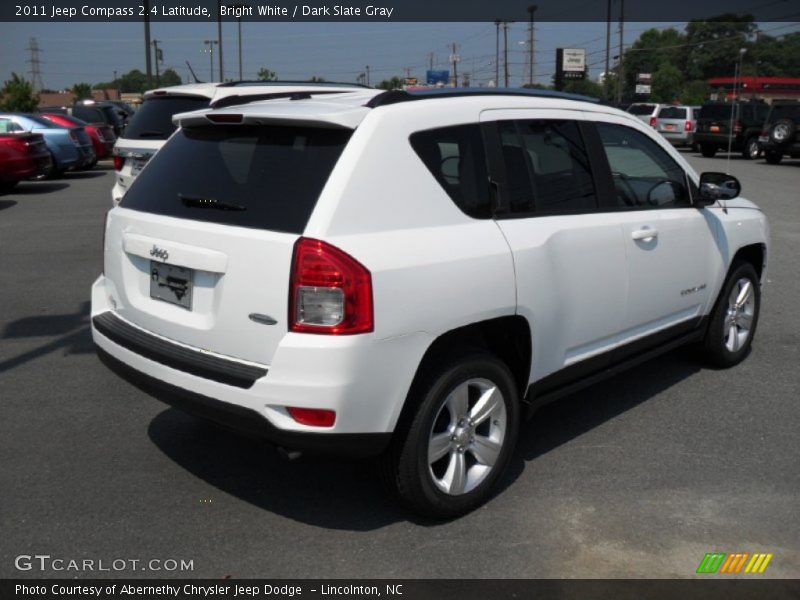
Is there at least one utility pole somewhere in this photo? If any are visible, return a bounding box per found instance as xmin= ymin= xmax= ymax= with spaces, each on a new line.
xmin=203 ymin=40 xmax=218 ymax=81
xmin=152 ymin=40 xmax=161 ymax=86
xmin=237 ymin=13 xmax=243 ymax=80
xmin=365 ymin=65 xmax=370 ymax=86
xmin=143 ymin=0 xmax=152 ymax=88
xmin=26 ymin=37 xmax=44 ymax=92
xmin=451 ymin=43 xmax=460 ymax=87
xmin=428 ymin=52 xmax=434 ymax=71
xmin=605 ymin=0 xmax=611 ymax=97
xmin=503 ymin=22 xmax=510 ymax=88
xmin=616 ymin=0 xmax=625 ymax=104
xmin=494 ymin=20 xmax=500 ymax=87
xmin=527 ymin=6 xmax=537 ymax=86
xmin=217 ymin=0 xmax=224 ymax=81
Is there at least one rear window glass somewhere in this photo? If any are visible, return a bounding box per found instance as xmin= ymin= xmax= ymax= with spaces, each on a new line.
xmin=121 ymin=125 xmax=351 ymax=234
xmin=769 ymin=105 xmax=800 ymax=122
xmin=628 ymin=104 xmax=655 ymax=116
xmin=123 ymin=96 xmax=210 ymax=140
xmin=410 ymin=124 xmax=491 ymax=219
xmin=72 ymin=105 xmax=106 ymax=124
xmin=658 ymin=107 xmax=687 ymax=119
xmin=699 ymin=104 xmax=734 ymax=119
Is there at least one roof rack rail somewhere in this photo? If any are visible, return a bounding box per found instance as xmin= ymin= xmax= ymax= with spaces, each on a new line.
xmin=217 ymin=80 xmax=370 ymax=89
xmin=365 ymin=87 xmax=601 ymax=109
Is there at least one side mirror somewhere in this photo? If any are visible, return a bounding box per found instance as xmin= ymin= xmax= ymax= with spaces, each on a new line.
xmin=698 ymin=172 xmax=741 ymax=206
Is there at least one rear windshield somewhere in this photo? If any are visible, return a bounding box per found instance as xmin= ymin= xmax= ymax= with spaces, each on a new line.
xmin=628 ymin=104 xmax=655 ymax=115
xmin=658 ymin=106 xmax=687 ymax=119
xmin=121 ymin=124 xmax=351 ymax=234
xmin=699 ymin=104 xmax=734 ymax=120
xmin=123 ymin=96 xmax=210 ymax=140
xmin=769 ymin=104 xmax=800 ymax=122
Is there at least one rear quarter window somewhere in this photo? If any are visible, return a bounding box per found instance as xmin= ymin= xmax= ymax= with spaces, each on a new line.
xmin=409 ymin=124 xmax=491 ymax=219
xmin=120 ymin=124 xmax=352 ymax=234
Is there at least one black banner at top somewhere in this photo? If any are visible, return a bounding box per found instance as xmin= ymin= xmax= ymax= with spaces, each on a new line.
xmin=2 ymin=0 xmax=799 ymax=22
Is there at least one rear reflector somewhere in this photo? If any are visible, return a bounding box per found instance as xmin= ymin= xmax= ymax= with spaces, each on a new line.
xmin=287 ymin=407 xmax=336 ymax=428
xmin=289 ymin=237 xmax=373 ymax=335
xmin=206 ymin=113 xmax=244 ymax=124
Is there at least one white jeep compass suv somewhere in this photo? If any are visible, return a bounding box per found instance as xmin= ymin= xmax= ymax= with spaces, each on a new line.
xmin=111 ymin=81 xmax=368 ymax=204
xmin=92 ymin=88 xmax=769 ymax=518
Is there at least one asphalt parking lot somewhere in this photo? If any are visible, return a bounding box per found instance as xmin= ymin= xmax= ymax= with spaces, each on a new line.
xmin=1 ymin=153 xmax=798 ymax=579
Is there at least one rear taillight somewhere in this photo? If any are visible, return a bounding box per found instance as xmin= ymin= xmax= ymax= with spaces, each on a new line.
xmin=684 ymin=120 xmax=693 ymax=132
xmin=287 ymin=407 xmax=336 ymax=428
xmin=734 ymin=121 xmax=743 ymax=133
xmin=289 ymin=237 xmax=373 ymax=335
xmin=649 ymin=116 xmax=657 ymax=127
xmin=112 ymin=155 xmax=124 ymax=170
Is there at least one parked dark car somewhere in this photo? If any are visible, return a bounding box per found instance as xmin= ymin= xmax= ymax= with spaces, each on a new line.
xmin=0 ymin=131 xmax=52 ymax=193
xmin=42 ymin=100 xmax=127 ymax=138
xmin=758 ymin=101 xmax=800 ymax=164
xmin=40 ymin=112 xmax=116 ymax=164
xmin=694 ymin=101 xmax=769 ymax=159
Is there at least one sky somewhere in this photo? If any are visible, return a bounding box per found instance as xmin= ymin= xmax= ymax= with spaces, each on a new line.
xmin=1 ymin=20 xmax=798 ymax=91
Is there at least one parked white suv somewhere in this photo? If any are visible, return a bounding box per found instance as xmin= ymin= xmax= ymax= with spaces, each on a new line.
xmin=110 ymin=81 xmax=369 ymax=204
xmin=92 ymin=89 xmax=769 ymax=518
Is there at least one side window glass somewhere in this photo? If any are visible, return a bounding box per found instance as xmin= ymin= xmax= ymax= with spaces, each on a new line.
xmin=596 ymin=122 xmax=690 ymax=209
xmin=518 ymin=120 xmax=597 ymax=213
xmin=410 ymin=124 xmax=491 ymax=219
xmin=496 ymin=119 xmax=597 ymax=215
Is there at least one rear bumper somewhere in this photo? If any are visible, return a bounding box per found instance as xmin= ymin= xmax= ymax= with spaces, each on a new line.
xmin=91 ymin=275 xmax=431 ymax=455
xmin=694 ymin=133 xmax=742 ymax=148
xmin=96 ymin=348 xmax=391 ymax=456
xmin=759 ymin=140 xmax=800 ymax=156
xmin=662 ymin=131 xmax=692 ymax=145
xmin=0 ymin=153 xmax=52 ymax=181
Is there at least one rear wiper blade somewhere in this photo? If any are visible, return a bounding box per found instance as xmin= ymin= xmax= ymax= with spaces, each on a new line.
xmin=179 ymin=194 xmax=247 ymax=211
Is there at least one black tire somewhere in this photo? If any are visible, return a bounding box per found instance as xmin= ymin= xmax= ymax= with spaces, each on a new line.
xmin=0 ymin=181 xmax=18 ymax=194
xmin=743 ymin=137 xmax=760 ymax=160
xmin=700 ymin=144 xmax=717 ymax=158
xmin=690 ymin=143 xmax=699 ymax=152
xmin=381 ymin=353 xmax=520 ymax=519
xmin=764 ymin=151 xmax=783 ymax=165
xmin=702 ymin=262 xmax=760 ymax=368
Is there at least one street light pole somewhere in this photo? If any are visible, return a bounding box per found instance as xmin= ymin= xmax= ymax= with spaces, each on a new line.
xmin=365 ymin=65 xmax=370 ymax=86
xmin=217 ymin=0 xmax=224 ymax=81
xmin=152 ymin=39 xmax=161 ymax=86
xmin=494 ymin=20 xmax=500 ymax=87
xmin=527 ymin=5 xmax=537 ymax=86
xmin=237 ymin=16 xmax=243 ymax=80
xmin=143 ymin=0 xmax=152 ymax=88
xmin=203 ymin=40 xmax=218 ymax=81
xmin=726 ymin=48 xmax=748 ymax=172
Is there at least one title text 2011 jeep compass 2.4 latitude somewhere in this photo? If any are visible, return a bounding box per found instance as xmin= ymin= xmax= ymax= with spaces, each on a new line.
xmin=91 ymin=89 xmax=769 ymax=518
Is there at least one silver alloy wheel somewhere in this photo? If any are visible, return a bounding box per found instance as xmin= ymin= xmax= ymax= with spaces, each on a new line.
xmin=427 ymin=378 xmax=507 ymax=496
xmin=747 ymin=139 xmax=760 ymax=159
xmin=724 ymin=277 xmax=756 ymax=352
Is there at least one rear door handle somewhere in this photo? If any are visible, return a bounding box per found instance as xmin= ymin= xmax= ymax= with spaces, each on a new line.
xmin=631 ymin=227 xmax=658 ymax=241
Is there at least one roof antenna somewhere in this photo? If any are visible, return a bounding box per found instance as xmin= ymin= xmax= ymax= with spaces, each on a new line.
xmin=185 ymin=60 xmax=203 ymax=84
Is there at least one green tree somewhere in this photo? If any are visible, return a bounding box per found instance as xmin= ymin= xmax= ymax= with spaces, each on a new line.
xmin=563 ymin=77 xmax=603 ymax=98
xmin=377 ymin=76 xmax=402 ymax=90
xmin=71 ymin=82 xmax=93 ymax=100
xmin=115 ymin=69 xmax=148 ymax=93
xmin=0 ymin=73 xmax=39 ymax=112
xmin=651 ymin=62 xmax=684 ymax=102
xmin=622 ymin=27 xmax=686 ymax=98
xmin=257 ymin=68 xmax=278 ymax=81
xmin=680 ymin=80 xmax=711 ymax=105
xmin=308 ymin=76 xmax=326 ymax=82
xmin=159 ymin=68 xmax=182 ymax=87
xmin=684 ymin=16 xmax=756 ymax=80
